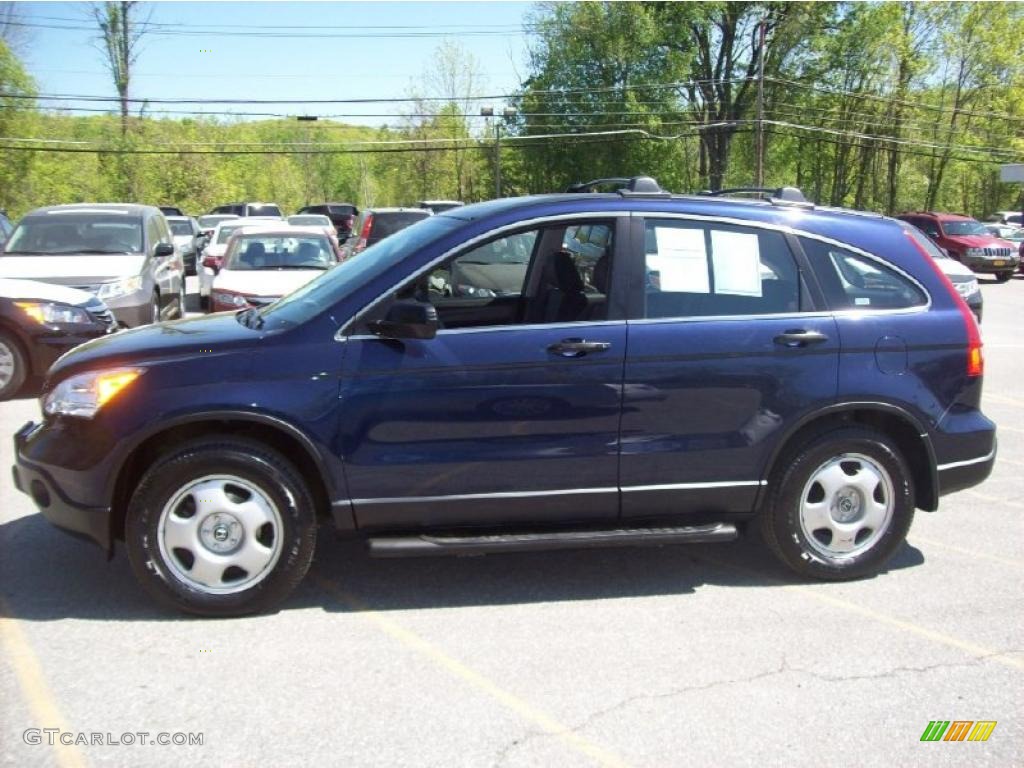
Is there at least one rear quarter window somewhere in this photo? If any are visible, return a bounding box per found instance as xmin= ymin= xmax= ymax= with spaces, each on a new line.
xmin=801 ymin=237 xmax=927 ymax=311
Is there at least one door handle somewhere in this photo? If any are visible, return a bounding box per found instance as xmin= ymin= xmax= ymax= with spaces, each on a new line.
xmin=774 ymin=329 xmax=829 ymax=348
xmin=547 ymin=338 xmax=612 ymax=357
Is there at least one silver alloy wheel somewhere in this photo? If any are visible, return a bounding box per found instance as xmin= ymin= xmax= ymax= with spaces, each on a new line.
xmin=157 ymin=474 xmax=284 ymax=594
xmin=0 ymin=338 xmax=16 ymax=390
xmin=798 ymin=452 xmax=894 ymax=558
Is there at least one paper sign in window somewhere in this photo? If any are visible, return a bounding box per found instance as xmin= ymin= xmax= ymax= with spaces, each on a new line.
xmin=711 ymin=230 xmax=762 ymax=297
xmin=650 ymin=227 xmax=709 ymax=293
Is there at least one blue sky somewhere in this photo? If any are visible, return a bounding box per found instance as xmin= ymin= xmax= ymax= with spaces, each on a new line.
xmin=18 ymin=1 xmax=536 ymax=127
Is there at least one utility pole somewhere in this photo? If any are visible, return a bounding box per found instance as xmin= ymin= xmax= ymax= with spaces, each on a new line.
xmin=754 ymin=14 xmax=767 ymax=188
xmin=494 ymin=121 xmax=502 ymax=199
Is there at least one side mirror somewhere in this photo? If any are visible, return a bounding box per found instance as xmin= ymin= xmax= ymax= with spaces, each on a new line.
xmin=155 ymin=242 xmax=175 ymax=257
xmin=202 ymin=255 xmax=220 ymax=274
xmin=367 ymin=301 xmax=438 ymax=340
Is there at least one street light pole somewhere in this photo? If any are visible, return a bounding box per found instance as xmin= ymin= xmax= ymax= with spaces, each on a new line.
xmin=481 ymin=106 xmax=516 ymax=199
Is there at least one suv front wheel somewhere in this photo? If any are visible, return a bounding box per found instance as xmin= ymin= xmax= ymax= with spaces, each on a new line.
xmin=125 ymin=437 xmax=317 ymax=617
xmin=761 ymin=427 xmax=914 ymax=580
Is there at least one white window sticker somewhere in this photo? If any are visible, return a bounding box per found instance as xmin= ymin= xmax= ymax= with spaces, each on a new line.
xmin=651 ymin=227 xmax=709 ymax=293
xmin=710 ymin=230 xmax=762 ymax=297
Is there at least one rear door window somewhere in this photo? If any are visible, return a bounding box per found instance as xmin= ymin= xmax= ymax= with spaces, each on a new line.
xmin=800 ymin=238 xmax=927 ymax=311
xmin=642 ymin=220 xmax=801 ymax=318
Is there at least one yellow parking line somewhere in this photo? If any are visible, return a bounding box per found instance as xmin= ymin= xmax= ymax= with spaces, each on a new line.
xmin=313 ymin=576 xmax=633 ymax=768
xmin=787 ymin=585 xmax=1024 ymax=670
xmin=912 ymin=535 xmax=1022 ymax=570
xmin=696 ymin=556 xmax=1024 ymax=672
xmin=0 ymin=598 xmax=87 ymax=768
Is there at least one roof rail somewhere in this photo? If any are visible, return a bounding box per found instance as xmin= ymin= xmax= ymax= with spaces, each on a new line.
xmin=566 ymin=176 xmax=671 ymax=198
xmin=699 ymin=186 xmax=812 ymax=207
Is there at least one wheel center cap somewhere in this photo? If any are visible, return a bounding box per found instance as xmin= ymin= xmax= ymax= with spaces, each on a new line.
xmin=833 ymin=489 xmax=862 ymax=523
xmin=199 ymin=512 xmax=243 ymax=554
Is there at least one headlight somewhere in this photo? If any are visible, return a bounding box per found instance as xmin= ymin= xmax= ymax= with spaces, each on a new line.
xmin=965 ymin=248 xmax=984 ymax=257
xmin=15 ymin=301 xmax=92 ymax=325
xmin=212 ymin=290 xmax=250 ymax=308
xmin=955 ymin=278 xmax=980 ymax=299
xmin=96 ymin=275 xmax=144 ymax=299
xmin=43 ymin=367 xmax=145 ymax=418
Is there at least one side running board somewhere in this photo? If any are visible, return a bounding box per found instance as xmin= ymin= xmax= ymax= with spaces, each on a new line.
xmin=368 ymin=523 xmax=737 ymax=558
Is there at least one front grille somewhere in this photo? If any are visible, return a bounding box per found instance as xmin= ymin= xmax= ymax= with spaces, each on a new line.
xmin=982 ymin=247 xmax=1012 ymax=257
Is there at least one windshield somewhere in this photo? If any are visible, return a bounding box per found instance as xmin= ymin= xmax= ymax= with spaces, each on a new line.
xmin=247 ymin=204 xmax=282 ymax=217
xmin=199 ymin=215 xmax=235 ymax=228
xmin=169 ymin=221 xmax=193 ymax=236
xmin=217 ymin=224 xmax=250 ymax=244
xmin=225 ymin=234 xmax=334 ymax=271
xmin=288 ymin=216 xmax=331 ymax=227
xmin=259 ymin=215 xmax=459 ymax=329
xmin=4 ymin=213 xmax=144 ymax=254
xmin=370 ymin=212 xmax=430 ymax=240
xmin=942 ymin=220 xmax=988 ymax=237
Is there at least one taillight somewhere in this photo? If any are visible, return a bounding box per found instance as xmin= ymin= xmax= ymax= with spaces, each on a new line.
xmin=356 ymin=214 xmax=373 ymax=251
xmin=907 ymin=232 xmax=983 ymax=377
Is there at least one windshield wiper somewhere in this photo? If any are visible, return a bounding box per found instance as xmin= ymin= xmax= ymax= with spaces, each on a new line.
xmin=66 ymin=249 xmax=137 ymax=255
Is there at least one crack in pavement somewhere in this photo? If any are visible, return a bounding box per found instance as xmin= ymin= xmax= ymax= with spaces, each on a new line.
xmin=493 ymin=648 xmax=1022 ymax=766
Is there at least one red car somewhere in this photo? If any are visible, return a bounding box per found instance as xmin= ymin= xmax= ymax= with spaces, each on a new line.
xmin=896 ymin=211 xmax=1019 ymax=282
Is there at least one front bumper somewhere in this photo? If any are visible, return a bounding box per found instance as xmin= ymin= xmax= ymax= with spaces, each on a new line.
xmin=26 ymin=326 xmax=113 ymax=378
xmin=104 ymin=289 xmax=152 ymax=327
xmin=962 ymin=255 xmax=1019 ymax=273
xmin=13 ymin=421 xmax=113 ymax=553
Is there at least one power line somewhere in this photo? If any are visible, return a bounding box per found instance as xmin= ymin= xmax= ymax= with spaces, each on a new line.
xmin=1 ymin=19 xmax=525 ymax=38
xmin=767 ymin=77 xmax=1024 ymax=124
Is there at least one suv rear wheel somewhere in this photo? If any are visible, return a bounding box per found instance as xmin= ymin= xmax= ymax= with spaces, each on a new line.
xmin=761 ymin=427 xmax=914 ymax=580
xmin=125 ymin=437 xmax=317 ymax=617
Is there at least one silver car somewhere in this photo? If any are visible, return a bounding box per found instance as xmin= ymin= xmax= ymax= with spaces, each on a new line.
xmin=0 ymin=204 xmax=185 ymax=327
xmin=166 ymin=215 xmax=203 ymax=276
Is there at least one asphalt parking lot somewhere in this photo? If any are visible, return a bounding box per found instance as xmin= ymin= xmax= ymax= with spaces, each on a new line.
xmin=1 ymin=275 xmax=1021 ymax=768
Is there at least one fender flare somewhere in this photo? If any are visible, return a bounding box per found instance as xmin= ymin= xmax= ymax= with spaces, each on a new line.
xmin=757 ymin=400 xmax=938 ymax=511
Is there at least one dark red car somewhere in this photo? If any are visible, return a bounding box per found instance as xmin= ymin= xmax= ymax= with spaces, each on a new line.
xmin=897 ymin=211 xmax=1019 ymax=282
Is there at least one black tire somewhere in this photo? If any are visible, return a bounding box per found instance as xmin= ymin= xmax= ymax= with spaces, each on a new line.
xmin=125 ymin=437 xmax=317 ymax=617
xmin=996 ymin=271 xmax=1013 ymax=283
xmin=0 ymin=330 xmax=27 ymax=400
xmin=199 ymin=293 xmax=210 ymax=311
xmin=760 ymin=427 xmax=914 ymax=580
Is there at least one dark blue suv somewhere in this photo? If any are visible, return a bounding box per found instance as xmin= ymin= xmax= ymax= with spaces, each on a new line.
xmin=12 ymin=178 xmax=996 ymax=616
